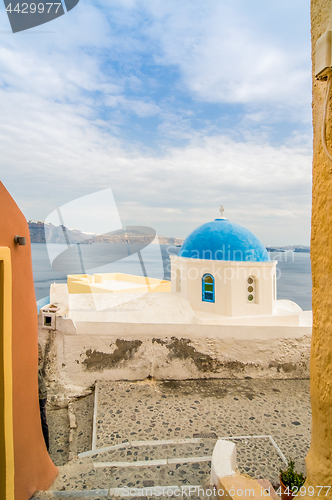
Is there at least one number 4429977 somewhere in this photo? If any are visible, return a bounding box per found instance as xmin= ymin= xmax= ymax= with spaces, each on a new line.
xmin=275 ymin=486 xmax=331 ymax=496
xmin=6 ymin=3 xmax=62 ymax=14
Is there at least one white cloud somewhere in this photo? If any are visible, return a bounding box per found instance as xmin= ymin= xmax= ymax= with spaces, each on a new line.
xmin=105 ymin=95 xmax=161 ymax=117
xmin=0 ymin=0 xmax=312 ymax=246
xmin=0 ymin=79 xmax=311 ymax=245
xmin=137 ymin=0 xmax=311 ymax=110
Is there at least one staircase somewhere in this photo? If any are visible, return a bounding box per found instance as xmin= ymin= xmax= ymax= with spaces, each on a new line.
xmin=32 ymin=379 xmax=301 ymax=499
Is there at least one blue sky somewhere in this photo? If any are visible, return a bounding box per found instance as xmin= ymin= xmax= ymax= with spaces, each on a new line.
xmin=0 ymin=0 xmax=312 ymax=245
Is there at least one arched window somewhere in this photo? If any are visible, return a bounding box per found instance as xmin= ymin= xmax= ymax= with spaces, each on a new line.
xmin=202 ymin=274 xmax=215 ymax=302
xmin=247 ymin=276 xmax=256 ymax=303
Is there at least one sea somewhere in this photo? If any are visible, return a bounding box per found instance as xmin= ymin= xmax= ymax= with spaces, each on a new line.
xmin=31 ymin=243 xmax=312 ymax=311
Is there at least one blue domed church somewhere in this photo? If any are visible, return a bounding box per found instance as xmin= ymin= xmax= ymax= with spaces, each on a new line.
xmin=171 ymin=206 xmax=277 ymax=318
xmin=45 ymin=203 xmax=311 ymax=385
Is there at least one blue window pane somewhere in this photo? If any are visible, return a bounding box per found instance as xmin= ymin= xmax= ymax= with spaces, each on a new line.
xmin=202 ymin=273 xmax=215 ymax=303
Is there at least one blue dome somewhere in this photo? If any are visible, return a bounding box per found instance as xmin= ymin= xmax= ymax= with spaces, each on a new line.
xmin=178 ymin=219 xmax=270 ymax=262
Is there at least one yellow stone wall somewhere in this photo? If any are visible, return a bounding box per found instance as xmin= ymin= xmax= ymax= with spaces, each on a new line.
xmin=307 ymin=0 xmax=332 ymax=490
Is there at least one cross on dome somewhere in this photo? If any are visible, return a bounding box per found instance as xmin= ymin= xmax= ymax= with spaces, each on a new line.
xmin=219 ymin=204 xmax=225 ymax=219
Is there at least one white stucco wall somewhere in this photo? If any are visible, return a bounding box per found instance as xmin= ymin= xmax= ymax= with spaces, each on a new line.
xmin=49 ymin=283 xmax=310 ymax=327
xmin=171 ymin=256 xmax=277 ymax=317
xmin=38 ymin=282 xmax=311 ymax=390
xmin=38 ymin=314 xmax=311 ymax=389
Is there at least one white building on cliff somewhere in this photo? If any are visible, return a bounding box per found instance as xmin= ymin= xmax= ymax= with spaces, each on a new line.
xmin=39 ymin=207 xmax=312 ymax=385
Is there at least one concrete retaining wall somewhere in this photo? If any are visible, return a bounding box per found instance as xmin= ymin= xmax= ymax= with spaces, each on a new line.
xmin=38 ymin=314 xmax=311 ymax=390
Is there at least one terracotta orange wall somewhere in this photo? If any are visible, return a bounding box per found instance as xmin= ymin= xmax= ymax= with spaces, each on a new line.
xmin=0 ymin=182 xmax=58 ymax=499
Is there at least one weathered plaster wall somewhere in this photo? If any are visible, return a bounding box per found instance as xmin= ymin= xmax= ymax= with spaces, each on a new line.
xmin=307 ymin=1 xmax=332 ymax=490
xmin=38 ymin=316 xmax=311 ymax=389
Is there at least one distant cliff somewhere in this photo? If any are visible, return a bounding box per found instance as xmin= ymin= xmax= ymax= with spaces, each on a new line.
xmin=28 ymin=221 xmax=309 ymax=251
xmin=28 ymin=221 xmax=93 ymax=244
xmin=28 ymin=221 xmax=184 ymax=246
xmin=266 ymin=245 xmax=310 ymax=253
xmin=28 ymin=221 xmax=46 ymax=242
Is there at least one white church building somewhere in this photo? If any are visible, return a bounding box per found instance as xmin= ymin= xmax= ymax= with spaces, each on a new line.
xmin=39 ymin=207 xmax=312 ymax=386
xmin=170 ymin=206 xmax=309 ymax=326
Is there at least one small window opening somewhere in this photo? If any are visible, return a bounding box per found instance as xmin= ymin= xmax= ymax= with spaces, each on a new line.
xmin=247 ymin=276 xmax=256 ymax=303
xmin=44 ymin=316 xmax=52 ymax=327
xmin=202 ymin=274 xmax=215 ymax=302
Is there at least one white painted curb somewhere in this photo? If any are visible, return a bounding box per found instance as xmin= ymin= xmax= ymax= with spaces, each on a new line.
xmin=210 ymin=439 xmax=237 ymax=486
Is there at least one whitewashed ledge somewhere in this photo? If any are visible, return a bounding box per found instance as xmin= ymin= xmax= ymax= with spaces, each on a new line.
xmin=37 ymin=283 xmax=311 ymax=389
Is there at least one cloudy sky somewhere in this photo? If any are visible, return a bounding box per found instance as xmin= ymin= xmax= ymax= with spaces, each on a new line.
xmin=0 ymin=0 xmax=311 ymax=245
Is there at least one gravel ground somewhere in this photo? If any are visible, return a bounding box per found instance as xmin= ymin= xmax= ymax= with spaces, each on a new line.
xmin=75 ymin=393 xmax=95 ymax=454
xmin=33 ymin=378 xmax=311 ymax=499
xmin=47 ymin=406 xmax=70 ymax=467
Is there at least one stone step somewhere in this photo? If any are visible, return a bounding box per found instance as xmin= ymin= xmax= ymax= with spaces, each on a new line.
xmin=47 ymin=459 xmax=212 ymax=493
xmin=78 ymin=439 xmax=216 ymax=464
xmin=43 ymin=435 xmax=285 ymax=497
xmin=76 ymin=436 xmax=285 ymax=487
xmin=33 ymin=485 xmax=218 ymax=499
xmin=32 ymin=378 xmax=307 ymax=499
